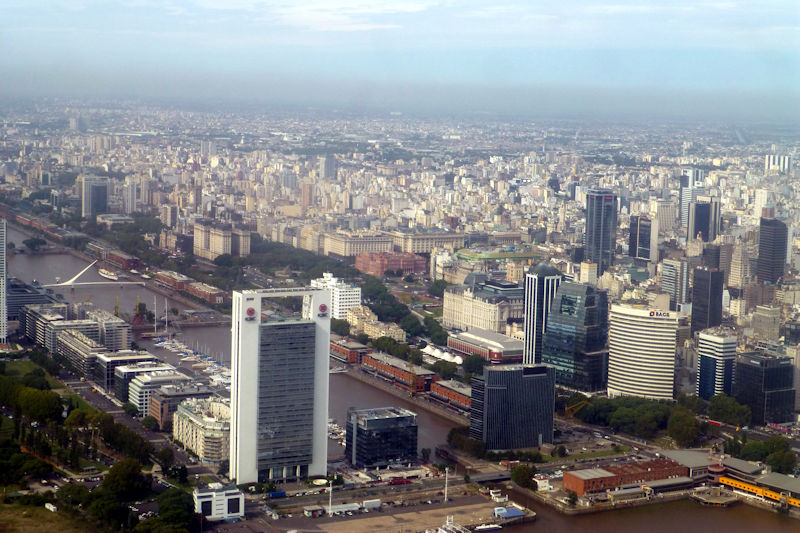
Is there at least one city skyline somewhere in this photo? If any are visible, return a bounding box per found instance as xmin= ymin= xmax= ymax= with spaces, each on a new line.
xmin=2 ymin=1 xmax=798 ymax=119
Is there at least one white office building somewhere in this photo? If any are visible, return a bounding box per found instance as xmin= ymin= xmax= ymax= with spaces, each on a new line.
xmin=310 ymin=272 xmax=361 ymax=319
xmin=523 ymin=263 xmax=562 ymax=365
xmin=128 ymin=370 xmax=190 ymax=414
xmin=193 ymin=483 xmax=244 ymax=522
xmin=230 ymin=287 xmax=331 ymax=484
xmin=607 ymin=304 xmax=678 ymax=401
xmin=696 ymin=329 xmax=737 ymax=401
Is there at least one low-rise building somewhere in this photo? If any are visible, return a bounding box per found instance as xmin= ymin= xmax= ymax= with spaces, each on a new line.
xmin=330 ymin=338 xmax=371 ymax=364
xmin=355 ymin=251 xmax=427 ymax=277
xmin=447 ymin=328 xmax=524 ymax=364
xmin=443 ymin=279 xmax=525 ymax=333
xmin=563 ymin=459 xmax=688 ymax=496
xmin=361 ymin=352 xmax=439 ymax=392
xmin=193 ymin=483 xmax=244 ymax=522
xmin=345 ymin=406 xmax=418 ymax=468
xmin=430 ymin=379 xmax=471 ymax=410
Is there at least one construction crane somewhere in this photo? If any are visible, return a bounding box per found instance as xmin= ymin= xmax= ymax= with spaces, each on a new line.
xmin=565 ymin=400 xmax=590 ymax=418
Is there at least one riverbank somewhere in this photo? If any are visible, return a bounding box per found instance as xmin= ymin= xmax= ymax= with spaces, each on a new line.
xmin=340 ymin=366 xmax=468 ymax=426
xmin=511 ymin=482 xmax=800 ymax=521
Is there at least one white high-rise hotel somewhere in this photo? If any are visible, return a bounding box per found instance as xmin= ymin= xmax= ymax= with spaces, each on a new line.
xmin=607 ymin=304 xmax=678 ymax=401
xmin=229 ymin=288 xmax=331 ymax=484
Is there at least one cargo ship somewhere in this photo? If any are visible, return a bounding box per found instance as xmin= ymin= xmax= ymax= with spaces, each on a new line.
xmin=98 ymin=268 xmax=119 ymax=281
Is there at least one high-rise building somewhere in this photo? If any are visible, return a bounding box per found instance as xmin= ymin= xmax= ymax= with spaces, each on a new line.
xmin=764 ymin=154 xmax=792 ymax=174
xmin=628 ymin=215 xmax=659 ymax=262
xmin=687 ymin=196 xmax=720 ymax=243
xmin=523 ymin=262 xmax=562 ymax=364
xmin=345 ymin=407 xmax=418 ymax=468
xmin=661 ymin=258 xmax=689 ymax=312
xmin=702 ymin=244 xmax=721 ymax=270
xmin=679 ymin=169 xmax=705 ymax=227
xmin=584 ymin=189 xmax=618 ymax=275
xmin=122 ymin=180 xmax=138 ymax=215
xmin=757 ymin=217 xmax=787 ymax=284
xmin=691 ymin=268 xmax=723 ymax=334
xmin=733 ymin=353 xmax=795 ymax=425
xmin=541 ymin=282 xmax=609 ymax=392
xmin=469 ymin=365 xmax=555 ymax=450
xmin=607 ymin=304 xmax=678 ymax=400
xmin=81 ymin=175 xmax=109 ymax=218
xmin=310 ymin=273 xmax=361 ymax=320
xmin=230 ymin=288 xmax=331 ymax=484
xmin=696 ymin=329 xmax=737 ymax=401
xmin=728 ymin=242 xmax=751 ymax=288
xmin=318 ymin=155 xmax=337 ymax=181
xmin=0 ymin=218 xmax=6 ymax=344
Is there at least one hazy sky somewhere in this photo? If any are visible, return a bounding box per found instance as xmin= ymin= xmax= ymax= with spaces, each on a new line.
xmin=2 ymin=1 xmax=799 ymax=117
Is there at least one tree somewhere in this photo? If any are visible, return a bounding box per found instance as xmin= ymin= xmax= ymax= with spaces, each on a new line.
xmin=152 ymin=488 xmax=195 ymax=530
xmin=420 ymin=448 xmax=431 ymax=463
xmin=566 ymin=490 xmax=578 ymax=506
xmin=57 ymin=483 xmax=90 ymax=508
xmin=330 ymin=318 xmax=351 ymax=337
xmin=511 ymin=464 xmax=537 ymax=490
xmin=123 ymin=402 xmax=140 ymax=416
xmin=555 ymin=445 xmax=568 ymax=458
xmin=428 ymin=280 xmax=449 ymax=298
xmin=403 ymin=274 xmax=415 ymax=283
xmin=156 ymin=446 xmax=175 ymax=470
xmin=708 ymin=394 xmax=751 ymax=426
xmin=462 ymin=354 xmax=487 ymax=375
xmin=103 ymin=458 xmax=150 ymax=501
xmin=766 ymin=450 xmax=797 ymax=474
xmin=17 ymin=387 xmax=62 ymax=422
xmin=142 ymin=415 xmax=159 ymax=431
xmin=400 ymin=314 xmax=425 ymax=336
xmin=667 ymin=407 xmax=698 ymax=447
xmin=429 ymin=360 xmax=458 ymax=380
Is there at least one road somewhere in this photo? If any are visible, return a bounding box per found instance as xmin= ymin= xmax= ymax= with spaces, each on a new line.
xmin=59 ymin=370 xmax=218 ymax=479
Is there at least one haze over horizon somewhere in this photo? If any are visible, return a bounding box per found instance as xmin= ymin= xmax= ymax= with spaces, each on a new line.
xmin=2 ymin=1 xmax=799 ymax=120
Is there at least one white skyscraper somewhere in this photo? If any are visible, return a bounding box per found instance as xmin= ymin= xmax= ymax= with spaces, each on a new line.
xmin=230 ymin=288 xmax=331 ymax=484
xmin=607 ymin=304 xmax=678 ymax=401
xmin=0 ymin=218 xmax=6 ymax=344
xmin=523 ymin=262 xmax=562 ymax=365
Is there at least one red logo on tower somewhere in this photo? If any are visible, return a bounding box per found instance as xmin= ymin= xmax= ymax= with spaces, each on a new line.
xmin=245 ymin=307 xmax=257 ymax=321
xmin=318 ymin=303 xmax=328 ymax=317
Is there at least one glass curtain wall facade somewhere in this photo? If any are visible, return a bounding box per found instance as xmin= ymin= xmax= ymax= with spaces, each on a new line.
xmin=541 ymin=282 xmax=609 ymax=392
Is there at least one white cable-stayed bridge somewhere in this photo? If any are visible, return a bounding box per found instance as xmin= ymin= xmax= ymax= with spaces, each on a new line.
xmin=41 ymin=260 xmax=145 ymax=288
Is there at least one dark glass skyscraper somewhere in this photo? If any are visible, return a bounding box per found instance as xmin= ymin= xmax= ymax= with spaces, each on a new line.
xmin=628 ymin=215 xmax=655 ymax=261
xmin=469 ymin=365 xmax=554 ymax=450
xmin=687 ymin=201 xmax=711 ymax=241
xmin=523 ymin=262 xmax=562 ymax=365
xmin=691 ymin=268 xmax=723 ymax=334
xmin=585 ymin=189 xmax=618 ymax=275
xmin=733 ymin=353 xmax=795 ymax=425
xmin=757 ymin=217 xmax=787 ymax=284
xmin=541 ymin=282 xmax=609 ymax=392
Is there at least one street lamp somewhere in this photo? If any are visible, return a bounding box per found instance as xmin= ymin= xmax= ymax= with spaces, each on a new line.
xmin=444 ymin=467 xmax=449 ymax=502
xmin=328 ymin=479 xmax=333 ymax=517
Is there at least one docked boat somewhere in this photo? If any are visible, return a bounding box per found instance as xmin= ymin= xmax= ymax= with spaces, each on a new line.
xmin=98 ymin=268 xmax=119 ymax=281
xmin=474 ymin=525 xmax=502 ymax=531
